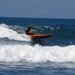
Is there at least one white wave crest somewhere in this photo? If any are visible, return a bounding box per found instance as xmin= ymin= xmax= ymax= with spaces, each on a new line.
xmin=0 ymin=24 xmax=31 ymax=41
xmin=0 ymin=44 xmax=75 ymax=62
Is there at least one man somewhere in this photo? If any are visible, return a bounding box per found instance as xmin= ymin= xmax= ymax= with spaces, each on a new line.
xmin=25 ymin=27 xmax=35 ymax=35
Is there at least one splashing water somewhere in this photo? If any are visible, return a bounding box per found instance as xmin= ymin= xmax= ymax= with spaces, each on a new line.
xmin=0 ymin=24 xmax=31 ymax=41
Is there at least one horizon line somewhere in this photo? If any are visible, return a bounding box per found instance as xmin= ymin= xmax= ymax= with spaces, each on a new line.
xmin=0 ymin=16 xmax=75 ymax=20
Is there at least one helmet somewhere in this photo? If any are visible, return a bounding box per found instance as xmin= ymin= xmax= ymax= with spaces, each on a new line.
xmin=28 ymin=27 xmax=31 ymax=29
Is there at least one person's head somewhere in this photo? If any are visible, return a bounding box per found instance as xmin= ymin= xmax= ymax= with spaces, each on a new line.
xmin=28 ymin=27 xmax=31 ymax=30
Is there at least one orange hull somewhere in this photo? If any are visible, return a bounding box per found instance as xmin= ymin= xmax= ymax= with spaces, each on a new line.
xmin=27 ymin=34 xmax=53 ymax=39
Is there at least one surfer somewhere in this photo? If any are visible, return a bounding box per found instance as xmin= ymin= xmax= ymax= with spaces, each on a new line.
xmin=25 ymin=27 xmax=35 ymax=35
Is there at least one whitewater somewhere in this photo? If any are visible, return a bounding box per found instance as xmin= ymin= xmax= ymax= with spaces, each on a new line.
xmin=0 ymin=44 xmax=75 ymax=62
xmin=0 ymin=24 xmax=75 ymax=63
xmin=0 ymin=24 xmax=31 ymax=41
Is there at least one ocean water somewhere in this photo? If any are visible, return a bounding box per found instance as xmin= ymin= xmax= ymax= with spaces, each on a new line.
xmin=0 ymin=17 xmax=75 ymax=75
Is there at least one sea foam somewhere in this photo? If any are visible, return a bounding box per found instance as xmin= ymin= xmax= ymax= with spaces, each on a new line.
xmin=0 ymin=24 xmax=31 ymax=41
xmin=0 ymin=44 xmax=75 ymax=62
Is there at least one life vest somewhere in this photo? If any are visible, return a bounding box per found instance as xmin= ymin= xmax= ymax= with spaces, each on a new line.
xmin=28 ymin=30 xmax=32 ymax=33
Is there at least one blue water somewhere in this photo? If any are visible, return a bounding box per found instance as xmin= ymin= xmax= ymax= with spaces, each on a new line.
xmin=0 ymin=17 xmax=75 ymax=75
